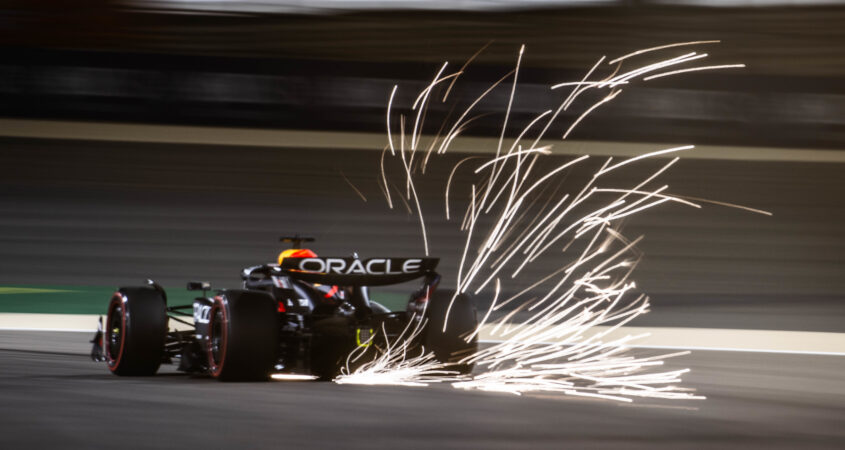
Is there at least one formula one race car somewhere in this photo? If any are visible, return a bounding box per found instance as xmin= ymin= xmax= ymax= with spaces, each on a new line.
xmin=91 ymin=236 xmax=479 ymax=381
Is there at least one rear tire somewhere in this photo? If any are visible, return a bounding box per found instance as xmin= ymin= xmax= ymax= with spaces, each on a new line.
xmin=423 ymin=289 xmax=479 ymax=375
xmin=207 ymin=290 xmax=279 ymax=381
xmin=105 ymin=287 xmax=168 ymax=376
xmin=310 ymin=316 xmax=355 ymax=381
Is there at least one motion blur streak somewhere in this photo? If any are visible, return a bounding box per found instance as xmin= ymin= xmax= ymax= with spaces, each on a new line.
xmin=337 ymin=43 xmax=765 ymax=401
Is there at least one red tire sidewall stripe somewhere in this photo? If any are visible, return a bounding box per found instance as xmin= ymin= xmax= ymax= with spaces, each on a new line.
xmin=208 ymin=295 xmax=228 ymax=378
xmin=106 ymin=292 xmax=128 ymax=372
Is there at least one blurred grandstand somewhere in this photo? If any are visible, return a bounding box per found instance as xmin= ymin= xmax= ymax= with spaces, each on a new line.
xmin=1 ymin=0 xmax=844 ymax=148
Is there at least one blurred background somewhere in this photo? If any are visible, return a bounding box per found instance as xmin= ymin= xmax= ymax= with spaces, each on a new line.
xmin=1 ymin=0 xmax=844 ymax=331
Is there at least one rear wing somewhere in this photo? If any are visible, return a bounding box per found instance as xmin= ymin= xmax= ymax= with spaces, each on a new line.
xmin=278 ymin=257 xmax=439 ymax=286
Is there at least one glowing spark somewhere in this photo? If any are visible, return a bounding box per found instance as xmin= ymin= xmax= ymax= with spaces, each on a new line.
xmin=602 ymin=52 xmax=708 ymax=89
xmin=436 ymin=69 xmax=515 ymax=156
xmin=386 ymin=85 xmax=398 ymax=156
xmin=496 ymin=45 xmax=525 ymax=159
xmin=608 ymin=40 xmax=721 ymax=65
xmin=339 ymin=169 xmax=367 ymax=202
xmin=643 ymin=64 xmax=746 ymax=81
xmin=473 ymin=146 xmax=552 ymax=174
xmin=596 ymin=145 xmax=695 ymax=177
xmin=443 ymin=40 xmax=493 ymax=102
xmin=593 ymin=189 xmax=702 ymax=209
xmin=410 ymin=62 xmax=451 ymax=152
xmin=446 ymin=156 xmax=484 ymax=220
xmin=379 ymin=145 xmax=393 ymax=209
xmin=562 ymin=90 xmax=621 ymax=139
xmin=396 ymin=104 xmax=431 ymax=255
xmin=534 ymin=56 xmax=607 ymax=152
xmin=467 ymin=278 xmax=501 ymax=342
xmin=665 ymin=194 xmax=772 ymax=216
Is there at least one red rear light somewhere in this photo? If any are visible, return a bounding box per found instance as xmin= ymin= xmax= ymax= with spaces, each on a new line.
xmin=277 ymin=301 xmax=286 ymax=313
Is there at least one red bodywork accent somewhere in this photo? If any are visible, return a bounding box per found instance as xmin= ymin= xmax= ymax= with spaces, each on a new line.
xmin=324 ymin=285 xmax=339 ymax=298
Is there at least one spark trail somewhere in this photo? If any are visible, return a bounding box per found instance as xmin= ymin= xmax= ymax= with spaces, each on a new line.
xmin=335 ymin=313 xmax=460 ymax=387
xmin=335 ymin=42 xmax=762 ymax=401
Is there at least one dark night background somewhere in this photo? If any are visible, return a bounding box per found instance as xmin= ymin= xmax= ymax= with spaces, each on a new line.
xmin=1 ymin=2 xmax=844 ymax=448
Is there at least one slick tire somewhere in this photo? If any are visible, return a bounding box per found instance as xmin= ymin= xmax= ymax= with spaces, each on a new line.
xmin=105 ymin=287 xmax=168 ymax=376
xmin=423 ymin=289 xmax=479 ymax=375
xmin=310 ymin=316 xmax=356 ymax=381
xmin=207 ymin=290 xmax=278 ymax=381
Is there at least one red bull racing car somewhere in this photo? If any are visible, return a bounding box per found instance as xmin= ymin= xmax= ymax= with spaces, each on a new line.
xmin=91 ymin=236 xmax=479 ymax=381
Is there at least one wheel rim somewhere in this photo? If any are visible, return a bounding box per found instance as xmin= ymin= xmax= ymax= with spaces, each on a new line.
xmin=209 ymin=309 xmax=224 ymax=367
xmin=207 ymin=298 xmax=227 ymax=377
xmin=105 ymin=295 xmax=126 ymax=369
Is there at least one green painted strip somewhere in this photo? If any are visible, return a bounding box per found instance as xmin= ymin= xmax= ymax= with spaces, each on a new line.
xmin=0 ymin=287 xmax=73 ymax=295
xmin=0 ymin=285 xmax=201 ymax=315
xmin=369 ymin=291 xmax=408 ymax=312
xmin=0 ymin=285 xmax=410 ymax=314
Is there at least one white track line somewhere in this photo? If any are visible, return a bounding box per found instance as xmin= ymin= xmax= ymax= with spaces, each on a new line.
xmin=1 ymin=313 xmax=844 ymax=356
xmin=0 ymin=328 xmax=96 ymax=333
xmin=0 ymin=313 xmax=193 ymax=332
xmin=478 ymin=324 xmax=845 ymax=356
xmin=0 ymin=313 xmax=100 ymax=331
xmin=2 ymin=118 xmax=845 ymax=163
xmin=478 ymin=341 xmax=845 ymax=357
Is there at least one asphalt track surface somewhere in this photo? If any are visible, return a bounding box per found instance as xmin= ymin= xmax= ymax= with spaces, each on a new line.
xmin=0 ymin=331 xmax=843 ymax=449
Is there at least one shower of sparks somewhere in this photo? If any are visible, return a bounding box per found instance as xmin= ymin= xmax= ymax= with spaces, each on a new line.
xmin=334 ymin=314 xmax=461 ymax=387
xmin=344 ymin=42 xmax=760 ymax=401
